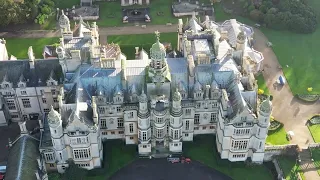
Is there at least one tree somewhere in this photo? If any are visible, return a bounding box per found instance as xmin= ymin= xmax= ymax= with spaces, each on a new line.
xmin=249 ymin=10 xmax=264 ymax=23
xmin=62 ymin=160 xmax=88 ymax=180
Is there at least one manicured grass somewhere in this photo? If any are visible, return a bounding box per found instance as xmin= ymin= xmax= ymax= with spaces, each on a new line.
xmin=184 ymin=135 xmax=274 ymax=180
xmin=310 ymin=148 xmax=320 ymax=176
xmin=85 ymin=140 xmax=137 ymax=180
xmin=48 ymin=140 xmax=137 ymax=180
xmin=5 ymin=38 xmax=59 ymax=59
xmin=266 ymin=125 xmax=289 ymax=145
xmin=96 ymin=2 xmax=123 ymax=27
xmin=278 ymin=156 xmax=305 ymax=180
xmin=107 ymin=32 xmax=177 ymax=59
xmin=55 ymin=0 xmax=80 ymax=9
xmin=308 ymin=125 xmax=320 ymax=143
xmin=256 ymin=74 xmax=270 ymax=95
xmin=260 ymin=27 xmax=320 ymax=95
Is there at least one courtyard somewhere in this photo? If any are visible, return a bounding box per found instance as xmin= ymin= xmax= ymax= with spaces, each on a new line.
xmin=48 ymin=136 xmax=275 ymax=180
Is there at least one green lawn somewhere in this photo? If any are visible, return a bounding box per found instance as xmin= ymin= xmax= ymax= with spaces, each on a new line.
xmin=184 ymin=135 xmax=274 ymax=180
xmin=55 ymin=0 xmax=80 ymax=9
xmin=256 ymin=74 xmax=270 ymax=95
xmin=266 ymin=126 xmax=289 ymax=145
xmin=107 ymin=32 xmax=177 ymax=59
xmin=48 ymin=140 xmax=137 ymax=180
xmin=214 ymin=2 xmax=320 ymax=95
xmin=310 ymin=148 xmax=320 ymax=176
xmin=5 ymin=38 xmax=59 ymax=59
xmin=308 ymin=125 xmax=320 ymax=143
xmin=278 ymin=156 xmax=305 ymax=180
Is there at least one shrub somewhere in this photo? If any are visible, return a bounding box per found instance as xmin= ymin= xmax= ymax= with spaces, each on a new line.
xmin=296 ymin=94 xmax=319 ymax=102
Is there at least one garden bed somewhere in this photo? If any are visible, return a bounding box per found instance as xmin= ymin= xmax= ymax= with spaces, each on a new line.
xmin=309 ymin=114 xmax=320 ymax=125
xmin=296 ymin=94 xmax=319 ymax=102
xmin=269 ymin=120 xmax=282 ymax=131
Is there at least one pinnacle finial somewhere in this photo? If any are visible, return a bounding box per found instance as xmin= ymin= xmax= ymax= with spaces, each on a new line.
xmin=50 ymin=105 xmax=54 ymax=111
xmin=61 ymin=10 xmax=65 ymax=15
xmin=155 ymin=30 xmax=160 ymax=41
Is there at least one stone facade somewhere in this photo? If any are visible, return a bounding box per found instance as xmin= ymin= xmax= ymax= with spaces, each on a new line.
xmin=121 ymin=0 xmax=150 ymax=6
xmin=0 ymin=11 xmax=271 ymax=173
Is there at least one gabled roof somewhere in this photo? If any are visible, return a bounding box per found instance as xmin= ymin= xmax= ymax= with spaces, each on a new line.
xmin=0 ymin=60 xmax=30 ymax=87
xmin=34 ymin=59 xmax=63 ymax=86
xmin=6 ymin=135 xmax=41 ymax=180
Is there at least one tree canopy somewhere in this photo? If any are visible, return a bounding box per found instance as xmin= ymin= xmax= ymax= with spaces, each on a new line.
xmin=245 ymin=0 xmax=318 ymax=34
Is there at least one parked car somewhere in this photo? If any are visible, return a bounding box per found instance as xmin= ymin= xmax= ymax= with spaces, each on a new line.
xmin=167 ymin=157 xmax=180 ymax=163
xmin=0 ymin=173 xmax=5 ymax=180
xmin=181 ymin=157 xmax=191 ymax=164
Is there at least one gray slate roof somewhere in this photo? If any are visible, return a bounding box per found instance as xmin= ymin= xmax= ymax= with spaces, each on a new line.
xmin=6 ymin=135 xmax=40 ymax=180
xmin=0 ymin=59 xmax=63 ymax=87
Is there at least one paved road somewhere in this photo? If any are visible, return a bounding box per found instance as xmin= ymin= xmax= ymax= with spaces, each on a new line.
xmin=253 ymin=28 xmax=320 ymax=180
xmin=110 ymin=159 xmax=232 ymax=180
xmin=0 ymin=24 xmax=177 ymax=39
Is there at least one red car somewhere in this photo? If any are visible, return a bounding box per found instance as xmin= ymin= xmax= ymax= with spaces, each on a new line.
xmin=181 ymin=157 xmax=191 ymax=164
xmin=0 ymin=173 xmax=5 ymax=180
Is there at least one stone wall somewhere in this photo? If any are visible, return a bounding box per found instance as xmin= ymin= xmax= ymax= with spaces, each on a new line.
xmin=73 ymin=16 xmax=99 ymax=20
xmin=264 ymin=144 xmax=299 ymax=161
xmin=272 ymin=159 xmax=285 ymax=180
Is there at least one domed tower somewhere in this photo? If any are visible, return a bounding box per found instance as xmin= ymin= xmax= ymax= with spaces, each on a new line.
xmin=236 ymin=28 xmax=246 ymax=51
xmin=148 ymin=31 xmax=168 ymax=86
xmin=169 ymin=88 xmax=183 ymax=153
xmin=138 ymin=89 xmax=151 ymax=155
xmin=47 ymin=106 xmax=67 ymax=168
xmin=258 ymin=96 xmax=272 ymax=127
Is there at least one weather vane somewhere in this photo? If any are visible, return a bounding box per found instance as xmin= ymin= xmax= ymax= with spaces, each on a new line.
xmin=155 ymin=30 xmax=160 ymax=41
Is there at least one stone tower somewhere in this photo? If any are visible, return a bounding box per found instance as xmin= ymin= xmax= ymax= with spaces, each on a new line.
xmin=148 ymin=31 xmax=168 ymax=93
xmin=169 ymin=88 xmax=183 ymax=153
xmin=47 ymin=106 xmax=68 ymax=173
xmin=236 ymin=28 xmax=246 ymax=51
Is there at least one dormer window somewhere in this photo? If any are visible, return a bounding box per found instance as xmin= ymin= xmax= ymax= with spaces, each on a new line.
xmin=19 ymin=83 xmax=25 ymax=88
xmin=4 ymin=84 xmax=9 ymax=88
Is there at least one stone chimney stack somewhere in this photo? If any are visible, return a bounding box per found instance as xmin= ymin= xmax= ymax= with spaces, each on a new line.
xmin=220 ymin=31 xmax=228 ymax=41
xmin=205 ymin=85 xmax=210 ymax=99
xmin=135 ymin=47 xmax=140 ymax=59
xmin=18 ymin=121 xmax=28 ymax=134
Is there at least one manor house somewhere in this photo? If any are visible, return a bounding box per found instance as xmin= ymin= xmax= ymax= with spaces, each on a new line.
xmin=0 ymin=11 xmax=271 ymax=173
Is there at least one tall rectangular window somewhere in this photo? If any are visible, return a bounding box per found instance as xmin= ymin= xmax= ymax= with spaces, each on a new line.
xmin=117 ymin=118 xmax=124 ymax=128
xmin=128 ymin=112 xmax=134 ymax=118
xmin=99 ymin=107 xmax=105 ymax=114
xmin=42 ymin=98 xmax=47 ymax=104
xmin=185 ymin=109 xmax=191 ymax=115
xmin=210 ymin=113 xmax=217 ymax=122
xmin=22 ymin=98 xmax=31 ymax=108
xmin=100 ymin=119 xmax=106 ymax=128
xmin=73 ymin=148 xmax=91 ymax=159
xmin=142 ymin=132 xmax=147 ymax=141
xmin=129 ymin=123 xmax=134 ymax=133
xmin=44 ymin=152 xmax=55 ymax=162
xmin=231 ymin=140 xmax=249 ymax=151
xmin=185 ymin=120 xmax=190 ymax=130
xmin=174 ymin=130 xmax=179 ymax=139
xmin=6 ymin=100 xmax=16 ymax=110
xmin=194 ymin=114 xmax=200 ymax=124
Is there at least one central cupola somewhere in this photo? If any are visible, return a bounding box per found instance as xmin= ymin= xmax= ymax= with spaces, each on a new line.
xmin=148 ymin=31 xmax=169 ymax=85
